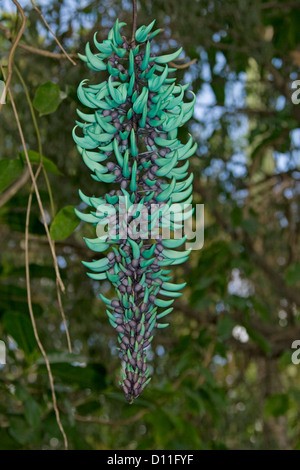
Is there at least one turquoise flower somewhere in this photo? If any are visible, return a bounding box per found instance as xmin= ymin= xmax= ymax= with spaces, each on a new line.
xmin=73 ymin=19 xmax=196 ymax=402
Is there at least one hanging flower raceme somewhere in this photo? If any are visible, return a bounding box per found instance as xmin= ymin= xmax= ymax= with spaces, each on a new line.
xmin=73 ymin=19 xmax=196 ymax=403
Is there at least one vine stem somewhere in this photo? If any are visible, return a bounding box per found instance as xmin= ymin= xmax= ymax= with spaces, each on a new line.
xmin=131 ymin=0 xmax=137 ymax=47
xmin=30 ymin=0 xmax=76 ymax=66
xmin=14 ymin=66 xmax=55 ymax=219
xmin=25 ymin=169 xmax=68 ymax=450
xmin=1 ymin=63 xmax=68 ymax=449
xmin=14 ymin=65 xmax=72 ymax=354
xmin=0 ymin=0 xmax=26 ymax=112
xmin=3 ymin=79 xmax=65 ymax=293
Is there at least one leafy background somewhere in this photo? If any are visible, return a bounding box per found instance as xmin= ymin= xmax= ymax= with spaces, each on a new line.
xmin=1 ymin=0 xmax=300 ymax=450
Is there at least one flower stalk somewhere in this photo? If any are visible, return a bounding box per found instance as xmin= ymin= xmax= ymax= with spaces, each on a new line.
xmin=73 ymin=19 xmax=196 ymax=402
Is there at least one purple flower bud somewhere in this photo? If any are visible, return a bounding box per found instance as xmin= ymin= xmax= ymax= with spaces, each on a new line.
xmin=159 ymin=148 xmax=167 ymax=157
xmin=116 ymin=325 xmax=125 ymax=333
xmin=124 ymin=379 xmax=131 ymax=388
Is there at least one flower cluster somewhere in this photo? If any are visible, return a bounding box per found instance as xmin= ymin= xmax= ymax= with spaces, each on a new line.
xmin=73 ymin=19 xmax=196 ymax=402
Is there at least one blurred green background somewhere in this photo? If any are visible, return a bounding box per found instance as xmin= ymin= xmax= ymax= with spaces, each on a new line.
xmin=1 ymin=0 xmax=300 ymax=450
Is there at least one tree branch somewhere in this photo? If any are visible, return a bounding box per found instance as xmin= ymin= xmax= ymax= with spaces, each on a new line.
xmin=194 ymin=181 xmax=300 ymax=307
xmin=30 ymin=0 xmax=76 ymax=66
xmin=261 ymin=1 xmax=300 ymax=10
xmin=0 ymin=24 xmax=77 ymax=60
xmin=0 ymin=0 xmax=26 ymax=112
xmin=169 ymin=58 xmax=197 ymax=69
xmin=0 ymin=167 xmax=30 ymax=208
xmin=73 ymin=409 xmax=149 ymax=426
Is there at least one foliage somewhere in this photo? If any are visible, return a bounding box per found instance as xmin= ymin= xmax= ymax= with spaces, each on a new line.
xmin=0 ymin=0 xmax=300 ymax=450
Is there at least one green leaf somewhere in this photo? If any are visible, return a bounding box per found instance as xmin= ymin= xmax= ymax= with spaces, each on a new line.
xmin=217 ymin=317 xmax=235 ymax=340
xmin=246 ymin=326 xmax=271 ymax=354
xmin=251 ymin=298 xmax=270 ymax=321
xmin=145 ymin=408 xmax=174 ymax=447
xmin=265 ymin=393 xmax=290 ymax=418
xmin=3 ymin=264 xmax=57 ymax=281
xmin=50 ymin=205 xmax=80 ymax=240
xmin=9 ymin=417 xmax=40 ymax=445
xmin=2 ymin=311 xmax=37 ymax=359
xmin=0 ymin=159 xmax=23 ymax=192
xmin=19 ymin=150 xmax=62 ymax=175
xmin=39 ymin=362 xmax=106 ymax=391
xmin=251 ymin=129 xmax=282 ymax=160
xmin=0 ymin=429 xmax=20 ymax=450
xmin=211 ymin=80 xmax=225 ymax=104
xmin=262 ymin=150 xmax=275 ymax=175
xmin=36 ymin=351 xmax=88 ymax=365
xmin=240 ymin=216 xmax=259 ymax=235
xmin=24 ymin=397 xmax=42 ymax=428
xmin=76 ymin=400 xmax=102 ymax=415
xmin=33 ymin=82 xmax=61 ymax=115
xmin=0 ymin=209 xmax=44 ymax=235
xmin=230 ymin=207 xmax=243 ymax=227
xmin=285 ymin=263 xmax=300 ymax=286
xmin=15 ymin=385 xmax=41 ymax=428
xmin=0 ymin=284 xmax=42 ymax=317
